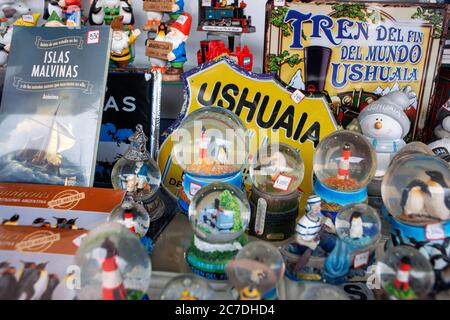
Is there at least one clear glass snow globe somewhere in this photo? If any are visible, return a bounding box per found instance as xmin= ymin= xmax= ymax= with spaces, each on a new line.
xmin=74 ymin=221 xmax=152 ymax=300
xmin=313 ymin=130 xmax=376 ymax=192
xmin=226 ymin=241 xmax=285 ymax=294
xmin=160 ymin=274 xmax=215 ymax=300
xmin=335 ymin=203 xmax=381 ymax=248
xmin=381 ymin=153 xmax=450 ymax=226
xmin=171 ymin=106 xmax=247 ymax=177
xmin=111 ymin=124 xmax=161 ymax=202
xmin=109 ymin=201 xmax=150 ymax=238
xmin=298 ymin=283 xmax=349 ymax=300
xmin=390 ymin=142 xmax=434 ymax=165
xmin=189 ymin=182 xmax=250 ymax=243
xmin=376 ymin=246 xmax=434 ymax=300
xmin=249 ymin=143 xmax=304 ymax=195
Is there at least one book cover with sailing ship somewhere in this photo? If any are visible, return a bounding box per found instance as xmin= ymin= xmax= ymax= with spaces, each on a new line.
xmin=0 ymin=26 xmax=111 ymax=187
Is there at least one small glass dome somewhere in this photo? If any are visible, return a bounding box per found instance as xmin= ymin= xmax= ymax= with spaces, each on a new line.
xmin=335 ymin=203 xmax=381 ymax=248
xmin=313 ymin=130 xmax=376 ymax=192
xmin=109 ymin=201 xmax=150 ymax=238
xmin=225 ymin=241 xmax=285 ymax=294
xmin=376 ymin=246 xmax=434 ymax=300
xmin=381 ymin=154 xmax=450 ymax=226
xmin=249 ymin=143 xmax=304 ymax=195
xmin=171 ymin=106 xmax=247 ymax=177
xmin=111 ymin=125 xmax=161 ymax=202
xmin=390 ymin=142 xmax=434 ymax=165
xmin=160 ymin=274 xmax=215 ymax=300
xmin=74 ymin=222 xmax=152 ymax=300
xmin=298 ymin=283 xmax=349 ymax=300
xmin=189 ymin=182 xmax=250 ymax=243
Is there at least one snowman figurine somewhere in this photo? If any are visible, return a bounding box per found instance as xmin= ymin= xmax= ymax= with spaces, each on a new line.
xmin=434 ymin=98 xmax=450 ymax=139
xmin=358 ymin=90 xmax=412 ymax=177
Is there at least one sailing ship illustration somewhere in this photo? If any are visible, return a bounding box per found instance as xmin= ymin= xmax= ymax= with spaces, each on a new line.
xmin=15 ymin=103 xmax=76 ymax=177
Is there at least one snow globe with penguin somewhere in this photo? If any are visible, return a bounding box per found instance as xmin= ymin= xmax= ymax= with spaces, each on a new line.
xmin=323 ymin=203 xmax=381 ymax=284
xmin=381 ymin=153 xmax=450 ymax=293
xmin=248 ymin=143 xmax=305 ymax=241
xmin=171 ymin=106 xmax=248 ymax=214
xmin=186 ymin=182 xmax=250 ymax=280
xmin=313 ymin=130 xmax=377 ymax=221
xmin=160 ymin=274 xmax=215 ymax=300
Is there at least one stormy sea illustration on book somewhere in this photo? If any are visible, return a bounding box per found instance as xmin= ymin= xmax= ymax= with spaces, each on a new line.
xmin=0 ymin=26 xmax=111 ymax=186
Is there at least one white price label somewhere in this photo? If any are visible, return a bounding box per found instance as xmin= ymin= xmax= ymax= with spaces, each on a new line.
xmin=273 ymin=174 xmax=293 ymax=191
xmin=274 ymin=0 xmax=286 ymax=7
xmin=22 ymin=14 xmax=34 ymax=23
xmin=425 ymin=223 xmax=445 ymax=240
xmin=87 ymin=30 xmax=100 ymax=44
xmin=202 ymin=0 xmax=212 ymax=6
xmin=291 ymin=89 xmax=305 ymax=104
xmin=353 ymin=251 xmax=369 ymax=269
xmin=255 ymin=198 xmax=267 ymax=235
xmin=189 ymin=182 xmax=202 ymax=196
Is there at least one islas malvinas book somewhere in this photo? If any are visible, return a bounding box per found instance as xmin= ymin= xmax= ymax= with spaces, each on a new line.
xmin=0 ymin=26 xmax=111 ymax=187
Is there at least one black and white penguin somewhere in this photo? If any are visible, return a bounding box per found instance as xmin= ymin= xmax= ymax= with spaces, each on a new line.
xmin=64 ymin=218 xmax=78 ymax=229
xmin=424 ymin=170 xmax=450 ymax=221
xmin=53 ymin=217 xmax=68 ymax=229
xmin=349 ymin=211 xmax=363 ymax=239
xmin=0 ymin=266 xmax=18 ymax=300
xmin=119 ymin=0 xmax=134 ymax=26
xmin=2 ymin=213 xmax=19 ymax=225
xmin=17 ymin=262 xmax=49 ymax=300
xmin=32 ymin=218 xmax=51 ymax=228
xmin=400 ymin=180 xmax=431 ymax=217
xmin=88 ymin=0 xmax=104 ymax=25
xmin=39 ymin=274 xmax=60 ymax=300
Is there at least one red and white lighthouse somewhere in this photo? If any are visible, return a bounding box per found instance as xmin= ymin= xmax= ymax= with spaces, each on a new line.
xmin=101 ymin=238 xmax=127 ymax=300
xmin=393 ymin=257 xmax=411 ymax=291
xmin=337 ymin=143 xmax=351 ymax=180
xmin=123 ymin=211 xmax=136 ymax=234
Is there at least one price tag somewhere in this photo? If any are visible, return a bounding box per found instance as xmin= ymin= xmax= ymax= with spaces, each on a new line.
xmin=273 ymin=174 xmax=293 ymax=191
xmin=274 ymin=0 xmax=286 ymax=7
xmin=87 ymin=30 xmax=100 ymax=44
xmin=425 ymin=223 xmax=445 ymax=241
xmin=22 ymin=14 xmax=34 ymax=23
xmin=291 ymin=89 xmax=305 ymax=104
xmin=255 ymin=198 xmax=267 ymax=235
xmin=202 ymin=0 xmax=212 ymax=6
xmin=189 ymin=182 xmax=202 ymax=196
xmin=353 ymin=251 xmax=370 ymax=269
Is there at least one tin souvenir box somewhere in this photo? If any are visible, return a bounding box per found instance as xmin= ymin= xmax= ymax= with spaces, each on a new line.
xmin=0 ymin=183 xmax=125 ymax=230
xmin=0 ymin=225 xmax=86 ymax=300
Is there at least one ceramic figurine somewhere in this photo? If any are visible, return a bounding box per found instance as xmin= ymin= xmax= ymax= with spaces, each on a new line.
xmin=109 ymin=16 xmax=141 ymax=67
xmin=160 ymin=274 xmax=215 ymax=300
xmin=44 ymin=11 xmax=66 ymax=27
xmin=358 ymin=89 xmax=413 ymax=178
xmin=434 ymin=98 xmax=450 ymax=139
xmin=165 ymin=12 xmax=191 ymax=76
xmin=44 ymin=0 xmax=82 ymax=27
xmin=89 ymin=0 xmax=134 ymax=26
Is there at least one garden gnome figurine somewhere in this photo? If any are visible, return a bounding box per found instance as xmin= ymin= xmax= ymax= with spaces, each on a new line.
xmin=165 ymin=12 xmax=192 ymax=76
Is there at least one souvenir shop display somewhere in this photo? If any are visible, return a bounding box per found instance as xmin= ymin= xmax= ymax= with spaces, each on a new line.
xmin=226 ymin=241 xmax=285 ymax=300
xmin=89 ymin=0 xmax=134 ymax=26
xmin=186 ymin=182 xmax=250 ymax=280
xmin=381 ymin=153 xmax=450 ymax=292
xmin=313 ymin=130 xmax=376 ymax=220
xmin=0 ymin=182 xmax=125 ymax=230
xmin=170 ymin=106 xmax=247 ymax=213
xmin=376 ymin=246 xmax=435 ymax=300
xmin=248 ymin=143 xmax=304 ymax=241
xmin=0 ymin=225 xmax=87 ymax=300
xmin=44 ymin=0 xmax=82 ymax=27
xmin=74 ymin=221 xmax=152 ymax=300
xmin=160 ymin=274 xmax=215 ymax=300
xmin=109 ymin=16 xmax=141 ymax=68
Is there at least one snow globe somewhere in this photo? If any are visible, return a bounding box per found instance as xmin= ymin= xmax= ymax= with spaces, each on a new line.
xmin=226 ymin=241 xmax=285 ymax=300
xmin=109 ymin=201 xmax=150 ymax=238
xmin=297 ymin=283 xmax=349 ymax=300
xmin=171 ymin=106 xmax=248 ymax=213
xmin=381 ymin=153 xmax=450 ymax=292
xmin=74 ymin=222 xmax=152 ymax=300
xmin=313 ymin=130 xmax=376 ymax=220
xmin=186 ymin=182 xmax=250 ymax=280
xmin=160 ymin=274 xmax=215 ymax=300
xmin=376 ymin=246 xmax=434 ymax=300
xmin=323 ymin=203 xmax=381 ymax=284
xmin=248 ymin=143 xmax=304 ymax=241
xmin=111 ymin=124 xmax=164 ymax=220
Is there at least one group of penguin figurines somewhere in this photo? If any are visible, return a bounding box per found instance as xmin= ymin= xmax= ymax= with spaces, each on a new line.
xmin=400 ymin=170 xmax=450 ymax=222
xmin=1 ymin=214 xmax=80 ymax=229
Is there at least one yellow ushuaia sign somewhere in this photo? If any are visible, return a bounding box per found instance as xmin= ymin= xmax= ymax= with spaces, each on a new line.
xmin=265 ymin=1 xmax=447 ymax=139
xmin=158 ymin=58 xmax=338 ymax=200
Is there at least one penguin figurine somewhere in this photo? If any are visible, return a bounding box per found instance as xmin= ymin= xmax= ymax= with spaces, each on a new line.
xmin=119 ymin=0 xmax=134 ymax=26
xmin=18 ymin=262 xmax=49 ymax=300
xmin=88 ymin=0 xmax=104 ymax=25
xmin=0 ymin=266 xmax=18 ymax=300
xmin=2 ymin=213 xmax=19 ymax=225
xmin=53 ymin=217 xmax=68 ymax=229
xmin=16 ymin=261 xmax=36 ymax=283
xmin=39 ymin=274 xmax=60 ymax=300
xmin=400 ymin=180 xmax=431 ymax=217
xmin=65 ymin=218 xmax=78 ymax=229
xmin=216 ymin=145 xmax=228 ymax=165
xmin=32 ymin=218 xmax=51 ymax=228
xmin=349 ymin=211 xmax=364 ymax=239
xmin=424 ymin=170 xmax=450 ymax=221
xmin=148 ymin=23 xmax=168 ymax=71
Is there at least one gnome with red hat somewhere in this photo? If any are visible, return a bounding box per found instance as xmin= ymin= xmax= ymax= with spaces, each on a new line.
xmin=165 ymin=12 xmax=192 ymax=76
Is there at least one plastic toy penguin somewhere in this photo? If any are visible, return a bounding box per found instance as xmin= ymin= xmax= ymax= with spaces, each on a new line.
xmin=239 ymin=286 xmax=261 ymax=300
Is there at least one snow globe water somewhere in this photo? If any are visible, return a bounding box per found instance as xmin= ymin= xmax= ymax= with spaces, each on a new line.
xmin=74 ymin=222 xmax=152 ymax=300
xmin=376 ymin=246 xmax=434 ymax=300
xmin=109 ymin=201 xmax=150 ymax=238
xmin=313 ymin=130 xmax=376 ymax=221
xmin=381 ymin=153 xmax=450 ymax=293
xmin=160 ymin=274 xmax=215 ymax=300
xmin=186 ymin=182 xmax=250 ymax=280
xmin=171 ymin=106 xmax=248 ymax=214
xmin=323 ymin=203 xmax=381 ymax=284
xmin=248 ymin=143 xmax=304 ymax=241
xmin=226 ymin=241 xmax=285 ymax=300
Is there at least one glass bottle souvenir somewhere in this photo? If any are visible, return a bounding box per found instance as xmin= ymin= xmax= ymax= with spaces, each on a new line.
xmin=160 ymin=274 xmax=215 ymax=300
xmin=109 ymin=200 xmax=150 ymax=238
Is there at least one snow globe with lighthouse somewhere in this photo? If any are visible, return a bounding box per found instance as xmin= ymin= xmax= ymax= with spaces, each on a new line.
xmin=381 ymin=153 xmax=450 ymax=293
xmin=171 ymin=106 xmax=248 ymax=214
xmin=313 ymin=130 xmax=377 ymax=221
xmin=186 ymin=182 xmax=250 ymax=280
